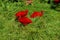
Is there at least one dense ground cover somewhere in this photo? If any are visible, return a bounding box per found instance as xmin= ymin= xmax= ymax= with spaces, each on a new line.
xmin=0 ymin=0 xmax=60 ymax=40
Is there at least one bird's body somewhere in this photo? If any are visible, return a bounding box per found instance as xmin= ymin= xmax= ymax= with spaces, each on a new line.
xmin=30 ymin=11 xmax=44 ymax=18
xmin=18 ymin=17 xmax=32 ymax=25
xmin=15 ymin=10 xmax=28 ymax=18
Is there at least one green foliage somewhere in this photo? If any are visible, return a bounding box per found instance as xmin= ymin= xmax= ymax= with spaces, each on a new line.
xmin=0 ymin=0 xmax=60 ymax=40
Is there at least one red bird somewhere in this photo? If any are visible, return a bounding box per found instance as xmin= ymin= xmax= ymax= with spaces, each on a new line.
xmin=30 ymin=11 xmax=44 ymax=18
xmin=18 ymin=17 xmax=32 ymax=26
xmin=15 ymin=10 xmax=28 ymax=18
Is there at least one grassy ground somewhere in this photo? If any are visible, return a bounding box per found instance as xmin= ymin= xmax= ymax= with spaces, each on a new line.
xmin=0 ymin=0 xmax=60 ymax=40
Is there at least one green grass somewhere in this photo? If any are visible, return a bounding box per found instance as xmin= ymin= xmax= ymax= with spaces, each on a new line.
xmin=0 ymin=0 xmax=60 ymax=40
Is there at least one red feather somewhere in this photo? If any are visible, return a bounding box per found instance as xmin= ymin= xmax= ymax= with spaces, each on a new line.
xmin=30 ymin=11 xmax=44 ymax=18
xmin=15 ymin=10 xmax=28 ymax=18
xmin=18 ymin=17 xmax=32 ymax=26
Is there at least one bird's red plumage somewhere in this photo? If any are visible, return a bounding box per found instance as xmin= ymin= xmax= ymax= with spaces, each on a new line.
xmin=30 ymin=11 xmax=44 ymax=18
xmin=15 ymin=10 xmax=28 ymax=18
xmin=18 ymin=17 xmax=32 ymax=25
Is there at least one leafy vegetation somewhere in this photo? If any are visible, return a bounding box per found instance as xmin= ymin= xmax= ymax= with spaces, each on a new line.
xmin=0 ymin=0 xmax=60 ymax=40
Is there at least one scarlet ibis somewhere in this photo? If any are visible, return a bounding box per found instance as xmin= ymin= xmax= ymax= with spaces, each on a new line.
xmin=18 ymin=17 xmax=32 ymax=26
xmin=15 ymin=10 xmax=28 ymax=18
xmin=30 ymin=11 xmax=44 ymax=18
